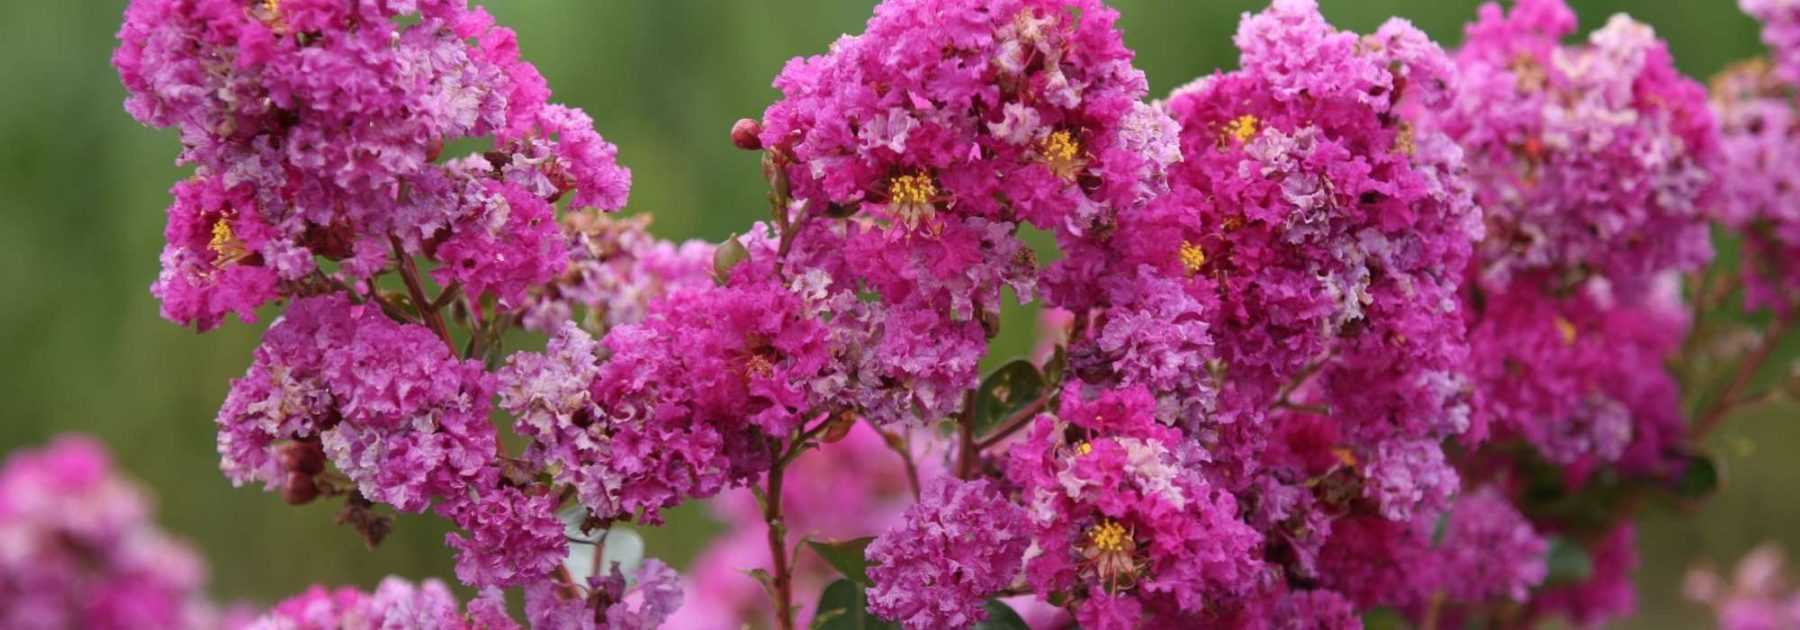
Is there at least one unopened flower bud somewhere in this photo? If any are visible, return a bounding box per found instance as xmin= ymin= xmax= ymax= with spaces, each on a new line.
xmin=279 ymin=440 xmax=326 ymax=475
xmin=283 ymin=471 xmax=320 ymax=505
xmin=731 ymin=118 xmax=763 ymax=151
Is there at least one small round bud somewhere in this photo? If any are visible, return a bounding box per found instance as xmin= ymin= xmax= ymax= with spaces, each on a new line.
xmin=731 ymin=118 xmax=763 ymax=151
xmin=279 ymin=440 xmax=326 ymax=475
xmin=283 ymin=472 xmax=320 ymax=505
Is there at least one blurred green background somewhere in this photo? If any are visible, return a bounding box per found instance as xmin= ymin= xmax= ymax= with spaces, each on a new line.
xmin=0 ymin=0 xmax=1793 ymax=626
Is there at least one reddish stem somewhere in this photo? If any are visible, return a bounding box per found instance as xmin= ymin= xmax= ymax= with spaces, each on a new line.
xmin=1693 ymin=313 xmax=1792 ymax=439
xmin=389 ymin=237 xmax=452 ymax=345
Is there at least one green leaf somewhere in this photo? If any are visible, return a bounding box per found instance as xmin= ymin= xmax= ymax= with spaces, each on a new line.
xmin=811 ymin=579 xmax=899 ymax=630
xmin=1361 ymin=607 xmax=1407 ymax=630
xmin=1671 ymin=453 xmax=1720 ymax=499
xmin=712 ymin=233 xmax=750 ymax=285
xmin=1042 ymin=345 xmax=1067 ymax=386
xmin=972 ymin=359 xmax=1045 ymax=436
xmin=807 ymin=537 xmax=877 ymax=587
xmin=743 ymin=568 xmax=775 ymax=598
xmin=1544 ymin=536 xmax=1594 ymax=585
xmin=973 ymin=599 xmax=1029 ymax=630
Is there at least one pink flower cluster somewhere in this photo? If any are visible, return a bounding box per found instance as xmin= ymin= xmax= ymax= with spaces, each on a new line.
xmin=1687 ymin=545 xmax=1800 ymax=630
xmin=0 ymin=437 xmax=231 ymax=630
xmin=1004 ymin=386 xmax=1263 ymax=627
xmin=245 ymin=578 xmax=515 ymax=630
xmin=756 ymin=0 xmax=1180 ymax=425
xmin=105 ymin=0 xmax=1800 ymax=627
xmin=1433 ymin=0 xmax=1718 ymax=296
xmin=115 ymin=0 xmax=630 ymax=331
xmin=1712 ymin=55 xmax=1800 ymax=313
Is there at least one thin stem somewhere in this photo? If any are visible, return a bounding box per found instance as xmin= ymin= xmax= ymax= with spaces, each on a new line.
xmin=974 ymin=394 xmax=1052 ymax=451
xmin=957 ymin=392 xmax=978 ymax=480
xmin=1272 ymin=352 xmax=1330 ymax=410
xmin=866 ymin=418 xmax=921 ymax=501
xmin=764 ymin=437 xmax=795 ymax=630
xmin=1693 ymin=313 xmax=1792 ymax=439
xmin=390 ymin=237 xmax=452 ymax=345
xmin=430 ymin=282 xmax=463 ymax=312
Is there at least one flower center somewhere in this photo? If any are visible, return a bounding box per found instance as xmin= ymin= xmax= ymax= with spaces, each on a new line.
xmin=1087 ymin=519 xmax=1129 ymax=554
xmin=1073 ymin=441 xmax=1093 ymax=457
xmin=1037 ymin=130 xmax=1085 ymax=179
xmin=1178 ymin=241 xmax=1207 ymax=276
xmin=209 ymin=217 xmax=252 ymax=268
xmin=1554 ymin=316 xmax=1577 ymax=346
xmin=1394 ymin=122 xmax=1415 ymax=156
xmin=251 ymin=0 xmax=286 ymax=32
xmin=889 ymin=172 xmax=936 ymax=207
xmin=1224 ymin=114 xmax=1260 ymax=145
xmin=887 ymin=172 xmax=939 ymax=229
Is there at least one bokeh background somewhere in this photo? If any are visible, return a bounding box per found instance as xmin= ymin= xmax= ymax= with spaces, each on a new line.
xmin=0 ymin=0 xmax=1793 ymax=626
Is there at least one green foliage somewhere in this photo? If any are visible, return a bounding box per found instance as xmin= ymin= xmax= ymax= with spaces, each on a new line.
xmin=812 ymin=579 xmax=898 ymax=630
xmin=972 ymin=359 xmax=1046 ymax=437
xmin=807 ymin=537 xmax=877 ymax=587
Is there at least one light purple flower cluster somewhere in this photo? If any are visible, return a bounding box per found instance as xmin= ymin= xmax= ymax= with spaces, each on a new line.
xmin=522 ymin=560 xmax=683 ymax=630
xmin=245 ymin=577 xmax=516 ymax=630
xmin=115 ymin=0 xmax=630 ymax=330
xmin=1745 ymin=0 xmax=1800 ymax=85
xmin=865 ymin=477 xmax=1028 ymax=629
xmin=1465 ymin=275 xmax=1690 ymax=473
xmin=216 ymin=295 xmax=497 ymax=513
xmin=1712 ymin=56 xmax=1800 ymax=313
xmin=1433 ymin=0 xmax=1718 ymax=295
xmin=1686 ymin=544 xmax=1800 ymax=630
xmin=520 ymin=214 xmax=714 ymax=334
xmin=501 ymin=257 xmax=841 ymax=523
xmin=0 ymin=437 xmax=227 ymax=630
xmin=756 ymin=0 xmax=1181 ymax=425
xmin=1002 ymin=386 xmax=1264 ymax=627
xmin=1051 ymin=0 xmax=1480 ymax=524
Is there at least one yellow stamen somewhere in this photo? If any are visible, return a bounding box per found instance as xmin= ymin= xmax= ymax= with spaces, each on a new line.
xmin=1037 ymin=130 xmax=1086 ymax=180
xmin=1178 ymin=241 xmax=1207 ymax=276
xmin=1073 ymin=441 xmax=1093 ymax=457
xmin=209 ymin=217 xmax=251 ymax=268
xmin=1394 ymin=122 xmax=1416 ymax=156
xmin=1224 ymin=114 xmax=1260 ymax=145
xmin=890 ymin=172 xmax=937 ymax=207
xmin=1554 ymin=317 xmax=1578 ymax=346
xmin=1087 ymin=519 xmax=1129 ymax=554
xmin=887 ymin=172 xmax=939 ymax=229
xmin=1332 ymin=447 xmax=1358 ymax=469
xmin=252 ymin=0 xmax=286 ymax=32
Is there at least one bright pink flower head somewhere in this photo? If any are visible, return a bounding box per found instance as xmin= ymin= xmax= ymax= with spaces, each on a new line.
xmin=439 ymin=479 xmax=567 ymax=589
xmin=518 ymin=213 xmax=715 ymax=335
xmin=216 ymin=295 xmax=497 ymax=513
xmin=522 ymin=559 xmax=684 ymax=630
xmin=1004 ymin=386 xmax=1265 ymax=624
xmin=760 ymin=0 xmax=1173 ymax=234
xmin=1435 ymin=0 xmax=1719 ymax=295
xmin=150 ymin=175 xmax=301 ymax=331
xmin=115 ymin=0 xmax=630 ymax=314
xmin=501 ymin=258 xmax=842 ymax=522
xmin=1466 ymin=275 xmax=1691 ymax=475
xmin=866 ymin=477 xmax=1031 ymax=629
